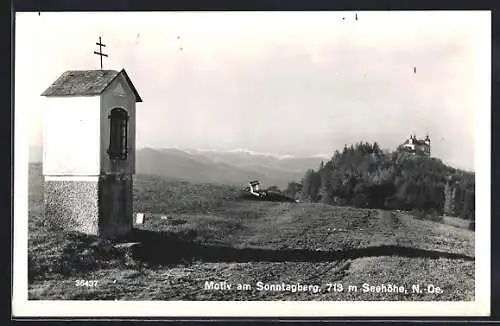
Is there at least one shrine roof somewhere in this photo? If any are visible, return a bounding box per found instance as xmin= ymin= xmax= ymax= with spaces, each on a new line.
xmin=41 ymin=69 xmax=142 ymax=102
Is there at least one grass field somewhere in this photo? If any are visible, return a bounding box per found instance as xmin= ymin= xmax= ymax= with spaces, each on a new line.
xmin=27 ymin=164 xmax=475 ymax=301
xmin=442 ymin=215 xmax=473 ymax=229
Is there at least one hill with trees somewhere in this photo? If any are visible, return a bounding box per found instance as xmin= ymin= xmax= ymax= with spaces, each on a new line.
xmin=285 ymin=142 xmax=475 ymax=223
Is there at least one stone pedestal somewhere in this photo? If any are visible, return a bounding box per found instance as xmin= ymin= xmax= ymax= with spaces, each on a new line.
xmin=43 ymin=174 xmax=133 ymax=239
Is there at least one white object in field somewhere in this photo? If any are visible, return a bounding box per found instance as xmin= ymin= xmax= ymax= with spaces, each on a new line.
xmin=248 ymin=180 xmax=261 ymax=196
xmin=114 ymin=242 xmax=140 ymax=249
xmin=136 ymin=213 xmax=144 ymax=224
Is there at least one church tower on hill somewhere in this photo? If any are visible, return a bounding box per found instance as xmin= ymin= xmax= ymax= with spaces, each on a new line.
xmin=401 ymin=133 xmax=431 ymax=157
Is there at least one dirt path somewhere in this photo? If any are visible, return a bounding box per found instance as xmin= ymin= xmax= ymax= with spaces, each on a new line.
xmin=378 ymin=210 xmax=396 ymax=226
xmin=28 ymin=202 xmax=475 ymax=301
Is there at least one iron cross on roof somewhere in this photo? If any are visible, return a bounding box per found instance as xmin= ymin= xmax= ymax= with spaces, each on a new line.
xmin=94 ymin=36 xmax=108 ymax=70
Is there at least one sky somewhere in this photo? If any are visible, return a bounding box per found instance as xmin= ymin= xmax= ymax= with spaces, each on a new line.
xmin=15 ymin=11 xmax=490 ymax=171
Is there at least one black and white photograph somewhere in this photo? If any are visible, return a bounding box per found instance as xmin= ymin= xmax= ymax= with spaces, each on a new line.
xmin=13 ymin=10 xmax=490 ymax=317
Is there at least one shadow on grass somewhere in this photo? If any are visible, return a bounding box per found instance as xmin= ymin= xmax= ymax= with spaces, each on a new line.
xmin=237 ymin=191 xmax=296 ymax=203
xmin=125 ymin=229 xmax=474 ymax=267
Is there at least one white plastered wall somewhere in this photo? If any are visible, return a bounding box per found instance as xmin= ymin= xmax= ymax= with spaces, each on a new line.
xmin=42 ymin=96 xmax=101 ymax=176
xmin=100 ymin=74 xmax=137 ymax=175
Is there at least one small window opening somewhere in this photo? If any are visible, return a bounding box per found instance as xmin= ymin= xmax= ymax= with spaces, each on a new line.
xmin=108 ymin=108 xmax=129 ymax=160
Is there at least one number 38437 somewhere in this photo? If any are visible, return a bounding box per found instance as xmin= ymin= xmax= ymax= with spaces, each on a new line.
xmin=75 ymin=280 xmax=99 ymax=287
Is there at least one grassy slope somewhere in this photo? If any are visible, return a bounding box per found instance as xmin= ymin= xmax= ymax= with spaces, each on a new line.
xmin=28 ymin=164 xmax=474 ymax=301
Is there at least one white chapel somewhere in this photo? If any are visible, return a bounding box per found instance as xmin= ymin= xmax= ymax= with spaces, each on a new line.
xmin=41 ymin=68 xmax=142 ymax=239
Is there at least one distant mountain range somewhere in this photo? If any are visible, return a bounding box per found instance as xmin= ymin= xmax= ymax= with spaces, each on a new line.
xmin=136 ymin=148 xmax=327 ymax=188
xmin=29 ymin=146 xmax=326 ymax=188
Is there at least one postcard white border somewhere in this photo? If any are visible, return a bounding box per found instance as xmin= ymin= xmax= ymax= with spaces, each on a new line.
xmin=13 ymin=10 xmax=491 ymax=318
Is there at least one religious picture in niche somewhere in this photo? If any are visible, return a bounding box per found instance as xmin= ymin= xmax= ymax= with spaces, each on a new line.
xmin=108 ymin=108 xmax=128 ymax=160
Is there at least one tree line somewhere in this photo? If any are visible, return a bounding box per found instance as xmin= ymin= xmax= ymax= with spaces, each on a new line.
xmin=284 ymin=142 xmax=475 ymax=221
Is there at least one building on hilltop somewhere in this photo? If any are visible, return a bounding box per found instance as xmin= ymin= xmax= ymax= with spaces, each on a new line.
xmin=400 ymin=134 xmax=431 ymax=157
